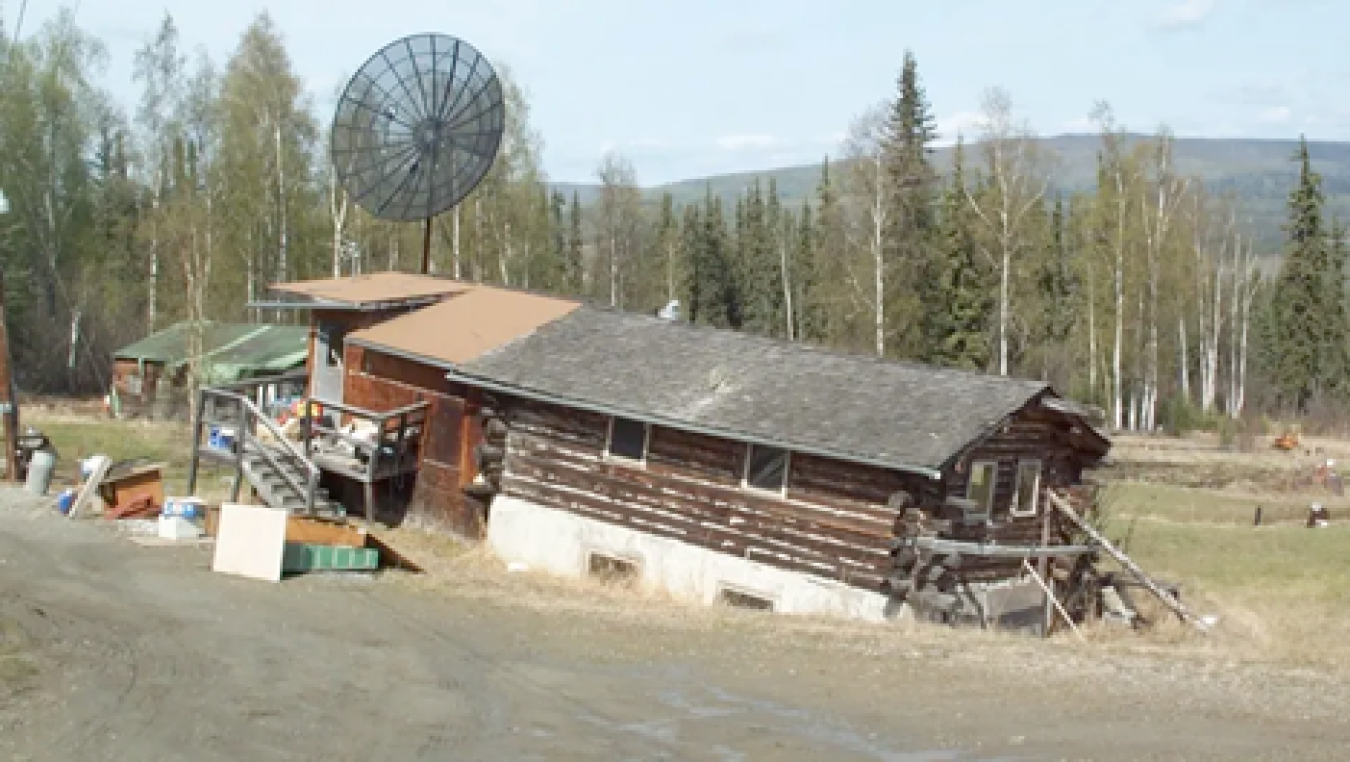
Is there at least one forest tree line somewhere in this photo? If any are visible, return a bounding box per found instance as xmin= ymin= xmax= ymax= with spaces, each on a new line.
xmin=0 ymin=9 xmax=1343 ymax=431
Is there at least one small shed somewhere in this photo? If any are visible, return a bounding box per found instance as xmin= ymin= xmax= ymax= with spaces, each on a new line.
xmin=111 ymin=321 xmax=309 ymax=420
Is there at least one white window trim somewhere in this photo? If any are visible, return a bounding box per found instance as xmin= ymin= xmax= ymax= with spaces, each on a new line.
xmin=604 ymin=415 xmax=651 ymax=465
xmin=741 ymin=444 xmax=791 ymax=496
xmin=966 ymin=460 xmax=998 ymax=512
xmin=1010 ymin=459 xmax=1042 ymax=518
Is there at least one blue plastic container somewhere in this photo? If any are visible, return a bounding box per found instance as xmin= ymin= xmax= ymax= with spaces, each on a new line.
xmin=56 ymin=489 xmax=76 ymax=515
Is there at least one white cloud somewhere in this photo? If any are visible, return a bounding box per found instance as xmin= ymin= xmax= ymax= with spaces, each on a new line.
xmin=934 ymin=111 xmax=986 ymax=144
xmin=1059 ymin=116 xmax=1096 ymax=134
xmin=1258 ymin=105 xmax=1293 ymax=124
xmin=1152 ymin=0 xmax=1217 ymax=30
xmin=714 ymin=134 xmax=783 ymax=152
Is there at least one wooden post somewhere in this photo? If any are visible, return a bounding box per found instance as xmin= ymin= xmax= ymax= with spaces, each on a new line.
xmin=1049 ymin=490 xmax=1212 ymax=631
xmin=1039 ymin=496 xmax=1053 ymax=637
xmin=0 ymin=268 xmax=20 ymax=483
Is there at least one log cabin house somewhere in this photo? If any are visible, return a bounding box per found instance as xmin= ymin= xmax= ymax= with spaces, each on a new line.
xmin=197 ymin=272 xmax=1110 ymax=625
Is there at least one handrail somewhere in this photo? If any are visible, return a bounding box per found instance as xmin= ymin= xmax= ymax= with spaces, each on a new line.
xmin=202 ymin=386 xmax=320 ymax=512
xmin=303 ymin=396 xmax=428 ymax=422
xmin=299 ymin=396 xmax=428 ymax=492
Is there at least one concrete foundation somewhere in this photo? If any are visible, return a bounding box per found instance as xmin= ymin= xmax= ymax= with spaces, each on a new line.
xmin=486 ymin=495 xmax=895 ymax=622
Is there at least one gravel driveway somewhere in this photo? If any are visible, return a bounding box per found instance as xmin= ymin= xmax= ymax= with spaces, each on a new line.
xmin=0 ymin=487 xmax=1345 ymax=761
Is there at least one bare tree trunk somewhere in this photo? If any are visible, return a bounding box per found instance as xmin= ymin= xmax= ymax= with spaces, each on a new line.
xmin=148 ymin=170 xmax=162 ymax=332
xmin=1179 ymin=316 xmax=1191 ymax=404
xmin=780 ymin=234 xmax=795 ymax=342
xmin=608 ymin=234 xmax=618 ymax=307
xmin=872 ymin=154 xmax=886 ymax=357
xmin=452 ymin=206 xmax=462 ymax=280
xmin=1201 ymin=222 xmax=1226 ymax=413
xmin=328 ymin=162 xmax=349 ymax=278
xmin=500 ymin=219 xmax=513 ymax=287
xmin=1111 ymin=181 xmax=1125 ymax=431
xmin=1088 ymin=260 xmax=1098 ymax=398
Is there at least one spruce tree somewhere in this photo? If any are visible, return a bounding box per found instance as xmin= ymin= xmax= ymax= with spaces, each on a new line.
xmin=564 ymin=190 xmax=584 ymax=293
xmin=880 ymin=50 xmax=941 ymax=355
xmin=1263 ymin=137 xmax=1338 ymax=412
xmin=795 ymin=200 xmax=822 ymax=341
xmin=919 ymin=137 xmax=993 ymax=369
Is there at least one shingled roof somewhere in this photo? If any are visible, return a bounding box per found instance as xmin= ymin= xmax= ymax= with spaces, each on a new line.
xmin=449 ymin=307 xmax=1062 ymax=477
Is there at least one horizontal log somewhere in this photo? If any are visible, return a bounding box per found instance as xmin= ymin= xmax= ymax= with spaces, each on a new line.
xmin=505 ymin=476 xmax=885 ymax=590
xmin=504 ymin=461 xmax=891 ymax=571
xmin=912 ymin=537 xmax=1098 ymax=558
xmin=510 ymin=434 xmax=900 ymax=534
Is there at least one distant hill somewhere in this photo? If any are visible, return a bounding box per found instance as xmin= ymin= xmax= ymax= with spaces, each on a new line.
xmin=550 ymin=134 xmax=1350 ymax=258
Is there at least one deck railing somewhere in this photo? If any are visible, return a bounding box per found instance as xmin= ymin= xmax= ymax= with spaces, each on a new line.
xmin=187 ymin=383 xmax=321 ymax=513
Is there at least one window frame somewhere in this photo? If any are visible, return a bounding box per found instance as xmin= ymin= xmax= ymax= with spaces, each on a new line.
xmin=965 ymin=460 xmax=998 ymax=513
xmin=741 ymin=443 xmax=791 ymax=496
xmin=604 ymin=415 xmax=651 ymax=464
xmin=1010 ymin=459 xmax=1042 ymax=518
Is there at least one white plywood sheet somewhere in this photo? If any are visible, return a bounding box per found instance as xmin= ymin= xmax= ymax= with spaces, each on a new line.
xmin=211 ymin=503 xmax=287 ymax=582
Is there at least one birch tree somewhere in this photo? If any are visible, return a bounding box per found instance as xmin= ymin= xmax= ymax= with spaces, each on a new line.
xmin=592 ymin=152 xmax=642 ymax=307
xmin=842 ymin=102 xmax=892 ymax=356
xmin=964 ymin=86 xmax=1049 ymax=376
xmin=132 ymin=12 xmax=184 ymax=333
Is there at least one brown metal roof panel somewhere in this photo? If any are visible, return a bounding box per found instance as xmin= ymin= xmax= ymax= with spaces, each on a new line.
xmin=267 ymin=271 xmax=471 ymax=306
xmin=346 ymin=286 xmax=581 ymax=365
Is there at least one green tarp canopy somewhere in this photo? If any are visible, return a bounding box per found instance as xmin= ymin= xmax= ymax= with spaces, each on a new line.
xmin=113 ymin=321 xmax=309 ymax=385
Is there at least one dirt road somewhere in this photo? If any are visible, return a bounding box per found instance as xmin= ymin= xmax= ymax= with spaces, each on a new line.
xmin=0 ymin=490 xmax=1346 ymax=761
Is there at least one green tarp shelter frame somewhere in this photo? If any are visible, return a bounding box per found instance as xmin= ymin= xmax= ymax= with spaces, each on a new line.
xmin=113 ymin=321 xmax=310 ymax=386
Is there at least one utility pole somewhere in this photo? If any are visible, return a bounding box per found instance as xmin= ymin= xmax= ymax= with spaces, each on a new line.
xmin=0 ymin=267 xmax=19 ymax=482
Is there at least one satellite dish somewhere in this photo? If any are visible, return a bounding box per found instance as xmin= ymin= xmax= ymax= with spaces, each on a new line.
xmin=331 ymin=32 xmax=506 ymax=273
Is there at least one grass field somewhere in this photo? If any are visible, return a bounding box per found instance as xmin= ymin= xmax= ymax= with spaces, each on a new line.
xmin=22 ymin=412 xmax=235 ymax=501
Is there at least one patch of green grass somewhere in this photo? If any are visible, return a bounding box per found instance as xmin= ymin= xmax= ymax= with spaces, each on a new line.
xmin=23 ymin=413 xmax=234 ymax=499
xmin=1100 ymin=501 xmax=1350 ymax=663
xmin=1105 ymin=481 xmax=1338 ymax=527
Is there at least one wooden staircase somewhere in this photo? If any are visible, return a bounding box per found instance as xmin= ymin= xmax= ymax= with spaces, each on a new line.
xmin=188 ymin=377 xmax=335 ymax=518
xmin=239 ymin=441 xmax=344 ymax=518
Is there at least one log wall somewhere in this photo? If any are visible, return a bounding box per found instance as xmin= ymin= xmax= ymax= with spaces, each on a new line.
xmin=935 ymin=399 xmax=1101 ymax=579
xmin=500 ymin=398 xmax=933 ymax=592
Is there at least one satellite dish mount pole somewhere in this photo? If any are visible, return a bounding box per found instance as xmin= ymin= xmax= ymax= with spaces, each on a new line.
xmin=420 ymin=218 xmax=433 ymax=275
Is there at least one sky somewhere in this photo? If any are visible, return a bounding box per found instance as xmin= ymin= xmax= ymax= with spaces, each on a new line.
xmin=6 ymin=0 xmax=1349 ymax=185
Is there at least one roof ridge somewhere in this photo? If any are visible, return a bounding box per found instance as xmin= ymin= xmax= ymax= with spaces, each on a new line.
xmin=569 ymin=303 xmax=1052 ymax=391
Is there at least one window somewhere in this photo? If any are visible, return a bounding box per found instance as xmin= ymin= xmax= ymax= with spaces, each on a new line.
xmin=605 ymin=416 xmax=649 ymax=462
xmin=716 ymin=585 xmax=776 ymax=612
xmin=743 ymin=444 xmax=790 ymax=493
xmin=586 ymin=552 xmax=641 ymax=586
xmin=126 ymin=374 xmax=143 ymax=395
xmin=1011 ymin=460 xmax=1042 ymax=518
xmin=966 ymin=461 xmax=997 ymax=513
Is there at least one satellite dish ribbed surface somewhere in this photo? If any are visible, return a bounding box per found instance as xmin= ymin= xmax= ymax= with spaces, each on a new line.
xmin=331 ymin=33 xmax=505 ymax=222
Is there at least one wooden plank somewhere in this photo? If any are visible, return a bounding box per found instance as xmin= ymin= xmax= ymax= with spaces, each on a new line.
xmin=69 ymin=455 xmax=113 ymax=520
xmin=1048 ymin=490 xmax=1212 ymax=631
xmin=285 ymin=515 xmax=368 ymax=548
xmin=911 ymin=538 xmax=1098 ymax=558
